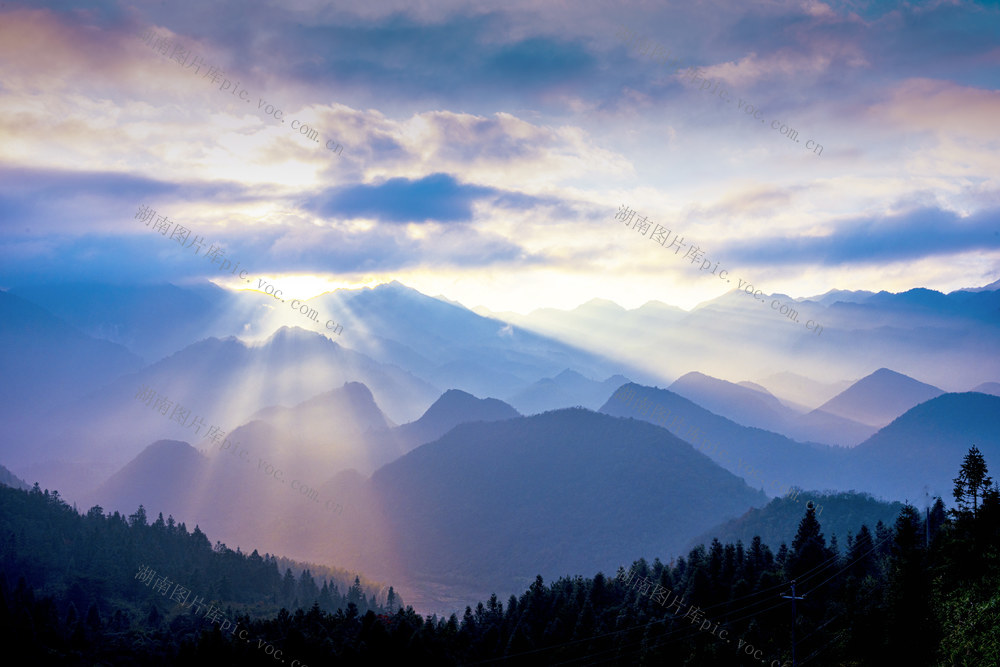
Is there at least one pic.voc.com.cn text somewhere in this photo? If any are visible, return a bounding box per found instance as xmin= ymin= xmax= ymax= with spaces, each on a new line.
xmin=614 ymin=204 xmax=823 ymax=336
xmin=134 ymin=564 xmax=309 ymax=667
xmin=613 ymin=23 xmax=823 ymax=156
xmin=134 ymin=385 xmax=346 ymax=516
xmin=139 ymin=27 xmax=343 ymax=158
xmin=616 ymin=568 xmax=790 ymax=667
xmin=135 ymin=204 xmax=344 ymax=336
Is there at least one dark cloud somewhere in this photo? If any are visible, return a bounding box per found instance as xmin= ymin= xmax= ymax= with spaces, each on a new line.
xmin=0 ymin=214 xmax=540 ymax=287
xmin=126 ymin=8 xmax=604 ymax=114
xmin=722 ymin=206 xmax=1000 ymax=267
xmin=287 ymin=12 xmax=598 ymax=101
xmin=0 ymin=167 xmax=260 ymax=222
xmin=26 ymin=0 xmax=1000 ymax=117
xmin=0 ymin=166 xmax=177 ymax=203
xmin=307 ymin=172 xmax=541 ymax=223
xmin=482 ymin=36 xmax=596 ymax=88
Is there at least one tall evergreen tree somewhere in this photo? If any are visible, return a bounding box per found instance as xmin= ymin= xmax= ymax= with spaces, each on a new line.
xmin=886 ymin=504 xmax=935 ymax=662
xmin=348 ymin=576 xmax=364 ymax=609
xmin=953 ymin=446 xmax=993 ymax=517
xmin=280 ymin=569 xmax=297 ymax=606
xmin=847 ymin=524 xmax=876 ymax=580
xmin=297 ymin=569 xmax=320 ymax=605
xmin=128 ymin=505 xmax=148 ymax=528
xmin=787 ymin=503 xmax=831 ymax=580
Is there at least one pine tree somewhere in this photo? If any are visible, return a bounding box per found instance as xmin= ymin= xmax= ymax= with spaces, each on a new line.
xmin=297 ymin=569 xmax=319 ymax=606
xmin=318 ymin=581 xmax=334 ymax=613
xmin=348 ymin=576 xmax=364 ymax=609
xmin=953 ymin=446 xmax=993 ymax=517
xmin=847 ymin=525 xmax=876 ymax=580
xmin=886 ymin=504 xmax=935 ymax=662
xmin=280 ymin=569 xmax=297 ymax=606
xmin=787 ymin=502 xmax=831 ymax=580
xmin=128 ymin=505 xmax=148 ymax=528
xmin=928 ymin=497 xmax=948 ymax=542
xmin=841 ymin=523 xmax=883 ymax=660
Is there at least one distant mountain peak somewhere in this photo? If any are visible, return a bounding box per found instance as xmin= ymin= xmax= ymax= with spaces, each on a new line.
xmin=342 ymin=380 xmax=376 ymax=400
xmin=672 ymin=371 xmax=718 ymax=385
xmin=0 ymin=464 xmax=30 ymax=491
xmin=636 ymin=300 xmax=687 ymax=314
xmin=295 ymin=381 xmax=380 ymax=410
xmin=667 ymin=372 xmax=874 ymax=447
xmin=264 ymin=325 xmax=329 ymax=344
xmin=869 ymin=367 xmax=908 ymax=379
xmin=737 ymin=381 xmax=773 ymax=396
xmin=371 ymin=279 xmax=415 ymax=295
xmin=423 ymin=389 xmax=514 ymax=419
xmin=506 ymin=369 xmax=634 ymax=415
xmin=574 ymin=298 xmax=627 ymax=313
xmin=955 ymin=278 xmax=1000 ymax=293
xmin=815 ymin=368 xmax=944 ymax=427
xmin=435 ymin=387 xmax=478 ymax=401
xmin=972 ymin=382 xmax=1000 ymax=397
xmin=554 ymin=369 xmax=589 ymax=382
xmin=254 ymin=381 xmax=391 ymax=432
xmin=399 ymin=389 xmax=520 ymax=446
xmin=852 ymin=367 xmax=939 ymax=389
xmin=139 ymin=439 xmax=201 ymax=458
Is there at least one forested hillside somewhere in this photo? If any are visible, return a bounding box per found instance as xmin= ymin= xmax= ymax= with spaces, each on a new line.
xmin=687 ymin=490 xmax=906 ymax=553
xmin=2 ymin=450 xmax=998 ymax=665
xmin=0 ymin=484 xmax=397 ymax=663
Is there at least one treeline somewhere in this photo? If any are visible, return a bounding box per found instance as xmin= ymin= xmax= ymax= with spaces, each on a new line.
xmin=0 ymin=483 xmax=398 ymax=662
xmin=2 ymin=448 xmax=999 ymax=665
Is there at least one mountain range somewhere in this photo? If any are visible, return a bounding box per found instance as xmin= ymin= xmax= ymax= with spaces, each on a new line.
xmin=483 ymin=285 xmax=1000 ymax=391
xmin=92 ymin=402 xmax=769 ymax=613
xmin=668 ymin=371 xmax=876 ymax=446
xmin=3 ymin=278 xmax=998 ymax=616
xmin=604 ymin=381 xmax=1000 ymax=504
xmin=505 ymin=369 xmax=632 ymax=415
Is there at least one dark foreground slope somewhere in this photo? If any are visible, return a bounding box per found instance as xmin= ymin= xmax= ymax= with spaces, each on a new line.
xmin=0 ymin=483 xmax=396 ymax=664
xmin=4 ymin=451 xmax=998 ymax=666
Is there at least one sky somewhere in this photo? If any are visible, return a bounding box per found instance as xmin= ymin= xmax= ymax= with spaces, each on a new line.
xmin=1 ymin=0 xmax=998 ymax=313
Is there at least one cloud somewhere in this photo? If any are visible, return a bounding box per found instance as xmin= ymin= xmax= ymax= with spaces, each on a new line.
xmin=0 ymin=166 xmax=267 ymax=235
xmin=306 ymin=172 xmax=541 ymax=223
xmin=722 ymin=205 xmax=1000 ymax=267
xmin=3 ymin=0 xmax=1000 ymax=308
xmin=869 ymin=78 xmax=1000 ymax=141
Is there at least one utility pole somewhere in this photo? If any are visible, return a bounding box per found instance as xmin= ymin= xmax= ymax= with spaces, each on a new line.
xmin=782 ymin=580 xmax=806 ymax=667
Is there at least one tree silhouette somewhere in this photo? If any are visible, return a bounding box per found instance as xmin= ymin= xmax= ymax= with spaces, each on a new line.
xmin=953 ymin=446 xmax=992 ymax=517
xmin=788 ymin=502 xmax=831 ymax=580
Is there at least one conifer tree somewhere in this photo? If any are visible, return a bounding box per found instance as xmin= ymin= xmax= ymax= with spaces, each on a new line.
xmin=788 ymin=502 xmax=831 ymax=580
xmin=886 ymin=504 xmax=935 ymax=662
xmin=953 ymin=445 xmax=992 ymax=517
